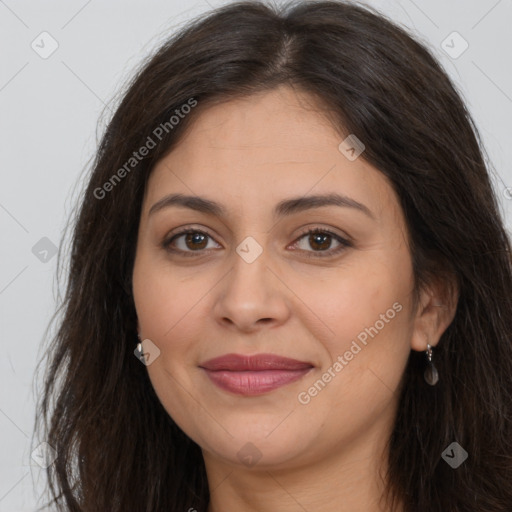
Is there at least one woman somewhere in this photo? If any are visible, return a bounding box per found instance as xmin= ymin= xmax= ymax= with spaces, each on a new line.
xmin=34 ymin=1 xmax=512 ymax=511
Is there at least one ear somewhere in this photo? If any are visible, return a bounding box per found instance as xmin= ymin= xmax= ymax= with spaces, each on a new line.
xmin=410 ymin=272 xmax=459 ymax=352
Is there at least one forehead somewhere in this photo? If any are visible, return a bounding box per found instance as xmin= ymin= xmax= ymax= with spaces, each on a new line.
xmin=173 ymin=86 xmax=343 ymax=157
xmin=143 ymin=86 xmax=399 ymax=226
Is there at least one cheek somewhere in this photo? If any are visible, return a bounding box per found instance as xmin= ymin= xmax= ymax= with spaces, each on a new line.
xmin=294 ymin=257 xmax=412 ymax=392
xmin=296 ymin=261 xmax=407 ymax=339
xmin=133 ymin=251 xmax=214 ymax=344
xmin=132 ymin=255 xmax=208 ymax=433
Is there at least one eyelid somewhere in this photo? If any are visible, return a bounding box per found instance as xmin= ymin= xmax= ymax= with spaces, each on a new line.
xmin=292 ymin=225 xmax=353 ymax=245
xmin=162 ymin=224 xmax=352 ymax=258
xmin=288 ymin=226 xmax=352 ymax=258
xmin=162 ymin=225 xmax=221 ymax=256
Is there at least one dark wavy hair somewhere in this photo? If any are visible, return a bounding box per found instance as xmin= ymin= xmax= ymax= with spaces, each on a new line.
xmin=33 ymin=1 xmax=512 ymax=510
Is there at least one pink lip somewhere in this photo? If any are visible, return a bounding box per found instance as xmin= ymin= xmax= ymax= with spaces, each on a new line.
xmin=199 ymin=353 xmax=314 ymax=396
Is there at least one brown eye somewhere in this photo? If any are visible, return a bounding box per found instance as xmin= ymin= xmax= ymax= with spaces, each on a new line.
xmin=163 ymin=229 xmax=221 ymax=255
xmin=290 ymin=228 xmax=352 ymax=258
xmin=162 ymin=226 xmax=351 ymax=259
xmin=307 ymin=232 xmax=332 ymax=251
xmin=183 ymin=232 xmax=208 ymax=250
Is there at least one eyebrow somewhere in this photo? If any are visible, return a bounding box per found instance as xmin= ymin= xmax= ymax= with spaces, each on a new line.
xmin=148 ymin=192 xmax=375 ymax=220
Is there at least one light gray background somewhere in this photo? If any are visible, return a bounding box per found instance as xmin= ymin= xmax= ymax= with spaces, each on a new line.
xmin=1 ymin=0 xmax=511 ymax=510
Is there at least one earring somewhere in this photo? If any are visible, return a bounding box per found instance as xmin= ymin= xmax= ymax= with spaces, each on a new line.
xmin=424 ymin=343 xmax=439 ymax=386
xmin=135 ymin=333 xmax=144 ymax=359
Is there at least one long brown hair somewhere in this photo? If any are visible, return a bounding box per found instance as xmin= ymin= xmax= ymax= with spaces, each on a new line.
xmin=34 ymin=1 xmax=512 ymax=510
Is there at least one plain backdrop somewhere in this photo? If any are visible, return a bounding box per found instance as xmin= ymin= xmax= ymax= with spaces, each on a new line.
xmin=1 ymin=0 xmax=511 ymax=510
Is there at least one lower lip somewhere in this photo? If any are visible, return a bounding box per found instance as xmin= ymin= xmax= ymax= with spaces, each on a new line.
xmin=201 ymin=368 xmax=313 ymax=396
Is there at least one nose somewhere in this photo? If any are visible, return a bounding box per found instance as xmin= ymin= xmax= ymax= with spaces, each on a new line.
xmin=212 ymin=245 xmax=291 ymax=333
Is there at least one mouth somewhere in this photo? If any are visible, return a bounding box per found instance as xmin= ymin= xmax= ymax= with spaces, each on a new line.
xmin=199 ymin=353 xmax=314 ymax=396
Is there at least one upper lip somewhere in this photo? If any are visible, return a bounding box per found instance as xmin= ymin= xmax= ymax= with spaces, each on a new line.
xmin=199 ymin=353 xmax=314 ymax=371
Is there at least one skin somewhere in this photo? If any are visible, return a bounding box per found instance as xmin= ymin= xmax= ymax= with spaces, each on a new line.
xmin=132 ymin=85 xmax=458 ymax=512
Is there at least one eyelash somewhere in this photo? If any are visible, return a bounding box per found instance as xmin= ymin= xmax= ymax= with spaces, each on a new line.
xmin=162 ymin=226 xmax=352 ymax=259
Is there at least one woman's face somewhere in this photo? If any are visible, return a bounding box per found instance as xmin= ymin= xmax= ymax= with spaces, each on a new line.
xmin=132 ymin=85 xmax=424 ymax=472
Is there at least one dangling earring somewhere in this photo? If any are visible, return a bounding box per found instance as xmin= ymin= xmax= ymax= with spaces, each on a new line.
xmin=424 ymin=343 xmax=439 ymax=386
